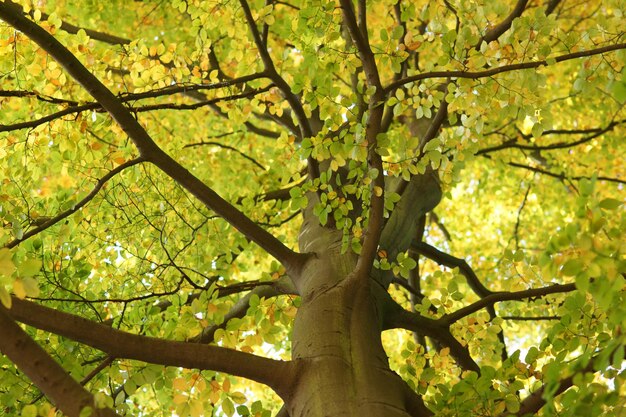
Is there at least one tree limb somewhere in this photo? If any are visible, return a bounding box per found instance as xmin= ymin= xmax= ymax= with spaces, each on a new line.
xmin=0 ymin=309 xmax=120 ymax=417
xmin=385 ymin=42 xmax=626 ymax=94
xmin=339 ymin=0 xmax=386 ymax=282
xmin=439 ymin=282 xmax=576 ymax=325
xmin=476 ymin=119 xmax=626 ymax=156
xmin=506 ymin=161 xmax=626 ymax=185
xmin=477 ymin=0 xmax=529 ymax=47
xmin=3 ymin=297 xmax=295 ymax=392
xmin=411 ymin=241 xmax=493 ymax=297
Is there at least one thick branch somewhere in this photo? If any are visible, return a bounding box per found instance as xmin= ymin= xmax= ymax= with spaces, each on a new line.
xmin=0 ymin=309 xmax=120 ymax=417
xmin=4 ymin=297 xmax=294 ymax=392
xmin=0 ymin=2 xmax=308 ymax=275
xmin=439 ymin=282 xmax=576 ymax=325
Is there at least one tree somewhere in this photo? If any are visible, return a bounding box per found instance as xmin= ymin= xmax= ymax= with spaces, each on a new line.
xmin=0 ymin=0 xmax=624 ymax=415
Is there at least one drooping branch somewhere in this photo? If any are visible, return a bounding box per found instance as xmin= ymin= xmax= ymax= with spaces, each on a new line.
xmin=0 ymin=2 xmax=309 ymax=275
xmin=385 ymin=42 xmax=626 ymax=93
xmin=4 ymin=297 xmax=295 ymax=391
xmin=439 ymin=282 xmax=576 ymax=325
xmin=4 ymin=158 xmax=144 ymax=249
xmin=0 ymin=309 xmax=120 ymax=417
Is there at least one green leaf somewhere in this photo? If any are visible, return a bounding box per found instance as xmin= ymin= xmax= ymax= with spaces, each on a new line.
xmin=79 ymin=406 xmax=94 ymax=417
xmin=562 ymin=259 xmax=583 ymax=276
xmin=504 ymin=394 xmax=520 ymax=413
xmin=525 ymin=346 xmax=539 ymax=364
xmin=17 ymin=259 xmax=41 ymax=277
xmin=21 ymin=405 xmax=38 ymax=417
xmin=0 ymin=288 xmax=11 ymax=309
xmin=222 ymin=398 xmax=235 ymax=417
xmin=598 ymin=198 xmax=622 ymax=210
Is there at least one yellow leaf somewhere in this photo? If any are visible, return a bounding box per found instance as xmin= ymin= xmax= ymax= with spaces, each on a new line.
xmin=21 ymin=277 xmax=40 ymax=298
xmin=209 ymin=390 xmax=220 ymax=404
xmin=0 ymin=287 xmax=11 ymax=309
xmin=189 ymin=399 xmax=204 ymax=417
xmin=230 ymin=391 xmax=246 ymax=404
xmin=0 ymin=248 xmax=15 ymax=277
xmin=172 ymin=394 xmax=187 ymax=405
xmin=222 ymin=378 xmax=231 ymax=393
xmin=13 ymin=279 xmax=26 ymax=299
xmin=173 ymin=377 xmax=187 ymax=391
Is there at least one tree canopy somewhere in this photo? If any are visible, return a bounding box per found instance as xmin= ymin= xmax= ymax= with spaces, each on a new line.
xmin=0 ymin=0 xmax=625 ymax=416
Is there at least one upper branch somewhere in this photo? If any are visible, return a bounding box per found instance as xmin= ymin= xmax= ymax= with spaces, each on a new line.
xmin=385 ymin=43 xmax=626 ymax=94
xmin=4 ymin=158 xmax=144 ymax=249
xmin=411 ymin=241 xmax=492 ymax=297
xmin=439 ymin=282 xmax=576 ymax=325
xmin=506 ymin=161 xmax=626 ymax=185
xmin=476 ymin=119 xmax=626 ymax=156
xmin=0 ymin=74 xmax=266 ymax=133
xmin=0 ymin=309 xmax=120 ymax=417
xmin=238 ymin=0 xmax=314 ymax=140
xmin=4 ymin=297 xmax=294 ymax=392
xmin=0 ymin=1 xmax=309 ymax=275
xmin=477 ymin=0 xmax=529 ymax=47
xmin=339 ymin=0 xmax=386 ymax=281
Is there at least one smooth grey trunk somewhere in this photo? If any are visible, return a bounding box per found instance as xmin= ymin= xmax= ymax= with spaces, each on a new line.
xmin=282 ymin=204 xmax=432 ymax=417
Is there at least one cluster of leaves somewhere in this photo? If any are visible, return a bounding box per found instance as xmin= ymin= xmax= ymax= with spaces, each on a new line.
xmin=0 ymin=0 xmax=625 ymax=416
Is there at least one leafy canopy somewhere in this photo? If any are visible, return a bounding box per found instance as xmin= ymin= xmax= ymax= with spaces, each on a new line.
xmin=0 ymin=0 xmax=625 ymax=416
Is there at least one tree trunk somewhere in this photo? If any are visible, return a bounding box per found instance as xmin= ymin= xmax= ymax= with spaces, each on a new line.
xmin=284 ymin=210 xmax=431 ymax=417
